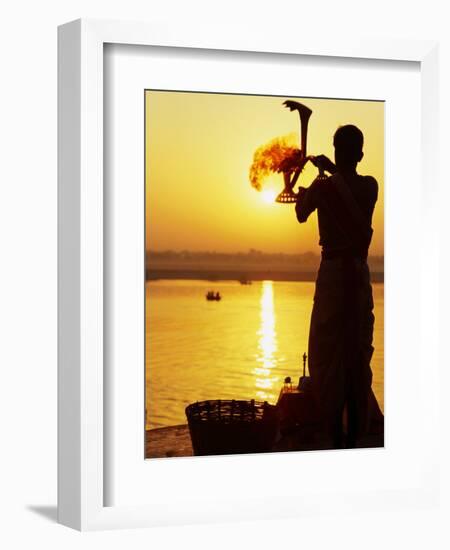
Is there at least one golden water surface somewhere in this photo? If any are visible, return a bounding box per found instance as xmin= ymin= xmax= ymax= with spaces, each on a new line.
xmin=145 ymin=280 xmax=384 ymax=430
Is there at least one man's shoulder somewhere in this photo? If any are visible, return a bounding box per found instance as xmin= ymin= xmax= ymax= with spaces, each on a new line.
xmin=361 ymin=175 xmax=379 ymax=199
xmin=361 ymin=175 xmax=378 ymax=187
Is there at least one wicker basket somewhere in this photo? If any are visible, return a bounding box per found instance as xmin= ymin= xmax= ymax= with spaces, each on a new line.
xmin=185 ymin=399 xmax=279 ymax=456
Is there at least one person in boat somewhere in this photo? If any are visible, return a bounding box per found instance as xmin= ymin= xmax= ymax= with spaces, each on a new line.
xmin=294 ymin=125 xmax=378 ymax=448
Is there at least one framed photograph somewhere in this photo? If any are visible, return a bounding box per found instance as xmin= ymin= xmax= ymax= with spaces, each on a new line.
xmin=58 ymin=18 xmax=440 ymax=530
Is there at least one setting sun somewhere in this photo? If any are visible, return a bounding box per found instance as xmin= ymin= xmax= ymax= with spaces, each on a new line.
xmin=261 ymin=189 xmax=277 ymax=204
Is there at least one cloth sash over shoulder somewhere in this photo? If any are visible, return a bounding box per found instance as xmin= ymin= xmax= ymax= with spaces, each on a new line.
xmin=327 ymin=173 xmax=373 ymax=249
xmin=296 ymin=173 xmax=375 ymax=259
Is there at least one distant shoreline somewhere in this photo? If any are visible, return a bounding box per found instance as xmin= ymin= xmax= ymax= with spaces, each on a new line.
xmin=146 ymin=269 xmax=384 ymax=283
xmin=146 ymin=250 xmax=384 ymax=283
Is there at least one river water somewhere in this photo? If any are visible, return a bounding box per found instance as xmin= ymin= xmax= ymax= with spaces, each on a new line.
xmin=145 ymin=279 xmax=384 ymax=430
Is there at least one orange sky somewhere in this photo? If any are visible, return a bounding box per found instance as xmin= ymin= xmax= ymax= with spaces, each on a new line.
xmin=145 ymin=91 xmax=384 ymax=256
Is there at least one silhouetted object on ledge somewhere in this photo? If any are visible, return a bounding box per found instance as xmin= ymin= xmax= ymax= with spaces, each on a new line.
xmin=277 ymin=353 xmax=318 ymax=438
xmin=206 ymin=291 xmax=221 ymax=301
xmin=298 ymin=351 xmax=312 ymax=391
xmin=185 ymin=399 xmax=279 ymax=456
xmin=277 ymin=350 xmax=383 ymax=447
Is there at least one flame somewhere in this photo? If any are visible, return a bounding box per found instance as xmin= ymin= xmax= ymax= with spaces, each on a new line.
xmin=249 ymin=134 xmax=299 ymax=191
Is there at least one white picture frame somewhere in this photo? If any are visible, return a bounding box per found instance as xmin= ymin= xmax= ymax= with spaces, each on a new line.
xmin=58 ymin=18 xmax=440 ymax=531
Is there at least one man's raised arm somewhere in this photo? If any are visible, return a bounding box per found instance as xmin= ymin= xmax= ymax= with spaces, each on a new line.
xmin=295 ymin=154 xmax=336 ymax=223
xmin=295 ymin=179 xmax=322 ymax=223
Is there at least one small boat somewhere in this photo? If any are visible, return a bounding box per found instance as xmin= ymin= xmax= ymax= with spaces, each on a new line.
xmin=206 ymin=291 xmax=221 ymax=301
xmin=239 ymin=279 xmax=252 ymax=285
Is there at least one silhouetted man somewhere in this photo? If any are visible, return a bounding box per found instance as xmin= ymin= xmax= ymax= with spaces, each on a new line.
xmin=295 ymin=125 xmax=378 ymax=448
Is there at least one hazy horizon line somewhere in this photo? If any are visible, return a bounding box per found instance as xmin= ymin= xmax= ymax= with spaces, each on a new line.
xmin=147 ymin=248 xmax=384 ymax=258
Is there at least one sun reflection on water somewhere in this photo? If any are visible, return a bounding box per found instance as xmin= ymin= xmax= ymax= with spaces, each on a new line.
xmin=254 ymin=281 xmax=279 ymax=402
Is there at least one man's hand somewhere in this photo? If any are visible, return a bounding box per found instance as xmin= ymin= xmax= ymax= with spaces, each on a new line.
xmin=311 ymin=155 xmax=336 ymax=174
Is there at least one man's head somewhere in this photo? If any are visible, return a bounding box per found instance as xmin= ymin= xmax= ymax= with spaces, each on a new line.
xmin=333 ymin=125 xmax=364 ymax=171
